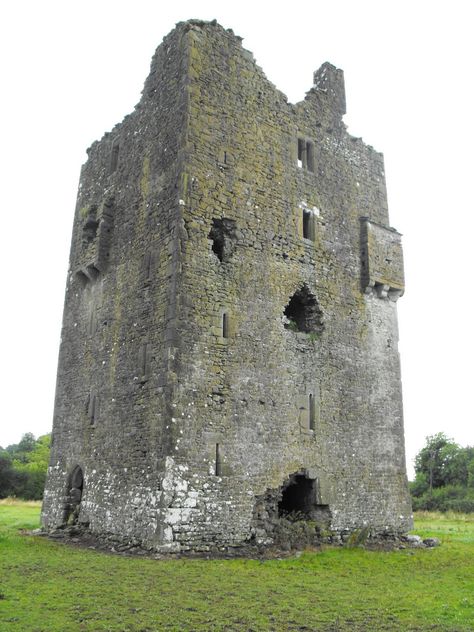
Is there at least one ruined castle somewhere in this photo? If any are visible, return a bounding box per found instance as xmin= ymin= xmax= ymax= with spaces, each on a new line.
xmin=41 ymin=20 xmax=412 ymax=551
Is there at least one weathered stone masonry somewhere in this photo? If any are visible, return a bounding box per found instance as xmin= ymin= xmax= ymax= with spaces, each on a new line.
xmin=42 ymin=20 xmax=412 ymax=551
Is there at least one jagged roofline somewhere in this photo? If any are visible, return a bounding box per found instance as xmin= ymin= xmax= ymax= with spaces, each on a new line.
xmin=90 ymin=19 xmax=348 ymax=155
xmin=154 ymin=19 xmax=345 ymax=109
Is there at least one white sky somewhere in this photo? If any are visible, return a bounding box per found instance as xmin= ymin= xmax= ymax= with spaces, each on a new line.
xmin=1 ymin=0 xmax=472 ymax=478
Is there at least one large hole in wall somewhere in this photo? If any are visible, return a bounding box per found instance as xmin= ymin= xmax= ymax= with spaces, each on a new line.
xmin=284 ymin=284 xmax=323 ymax=334
xmin=82 ymin=206 xmax=99 ymax=244
xmin=251 ymin=471 xmax=332 ymax=548
xmin=208 ymin=218 xmax=237 ymax=263
xmin=278 ymin=474 xmax=317 ymax=518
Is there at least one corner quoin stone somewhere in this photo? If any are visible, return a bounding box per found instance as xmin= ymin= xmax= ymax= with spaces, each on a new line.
xmin=41 ymin=19 xmax=412 ymax=552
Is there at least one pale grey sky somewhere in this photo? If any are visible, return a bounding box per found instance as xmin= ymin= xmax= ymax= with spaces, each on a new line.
xmin=1 ymin=0 xmax=472 ymax=477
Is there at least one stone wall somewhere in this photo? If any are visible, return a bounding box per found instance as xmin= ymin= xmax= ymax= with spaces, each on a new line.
xmin=41 ymin=24 xmax=188 ymax=540
xmin=42 ymin=20 xmax=412 ymax=551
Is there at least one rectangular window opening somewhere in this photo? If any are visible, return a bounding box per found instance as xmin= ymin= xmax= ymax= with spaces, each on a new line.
xmin=297 ymin=137 xmax=315 ymax=172
xmin=306 ymin=141 xmax=315 ymax=172
xmin=303 ymin=210 xmax=315 ymax=241
xmin=297 ymin=138 xmax=305 ymax=169
xmin=222 ymin=312 xmax=230 ymax=338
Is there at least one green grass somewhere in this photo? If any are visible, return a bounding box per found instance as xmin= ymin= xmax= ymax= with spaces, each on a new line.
xmin=1 ymin=501 xmax=474 ymax=631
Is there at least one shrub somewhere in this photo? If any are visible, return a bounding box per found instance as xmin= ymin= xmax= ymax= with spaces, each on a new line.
xmin=411 ymin=484 xmax=474 ymax=512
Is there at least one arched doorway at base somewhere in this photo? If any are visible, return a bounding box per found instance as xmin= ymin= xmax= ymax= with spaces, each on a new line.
xmin=63 ymin=465 xmax=84 ymax=525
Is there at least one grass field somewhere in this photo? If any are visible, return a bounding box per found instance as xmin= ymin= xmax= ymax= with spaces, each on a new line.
xmin=1 ymin=500 xmax=473 ymax=631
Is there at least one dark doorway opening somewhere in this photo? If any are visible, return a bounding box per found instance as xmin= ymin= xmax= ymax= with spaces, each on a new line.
xmin=278 ymin=473 xmax=316 ymax=517
xmin=64 ymin=465 xmax=84 ymax=525
xmin=69 ymin=465 xmax=83 ymax=491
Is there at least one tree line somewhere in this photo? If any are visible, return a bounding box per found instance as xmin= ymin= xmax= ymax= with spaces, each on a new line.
xmin=0 ymin=433 xmax=50 ymax=500
xmin=410 ymin=432 xmax=474 ymax=512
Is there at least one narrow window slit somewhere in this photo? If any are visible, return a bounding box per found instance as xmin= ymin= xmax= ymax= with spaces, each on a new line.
xmin=87 ymin=390 xmax=99 ymax=425
xmin=309 ymin=394 xmax=315 ymax=430
xmin=222 ymin=313 xmax=229 ymax=338
xmin=143 ymin=249 xmax=157 ymax=283
xmin=215 ymin=443 xmax=222 ymax=476
xmin=297 ymin=138 xmax=306 ymax=168
xmin=307 ymin=141 xmax=315 ymax=172
xmin=138 ymin=342 xmax=151 ymax=381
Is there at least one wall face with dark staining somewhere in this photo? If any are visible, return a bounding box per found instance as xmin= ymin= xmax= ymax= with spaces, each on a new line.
xmin=41 ymin=24 xmax=190 ymax=545
xmin=42 ymin=19 xmax=412 ymax=551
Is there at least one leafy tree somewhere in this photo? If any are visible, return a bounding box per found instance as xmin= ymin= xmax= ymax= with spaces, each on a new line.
xmin=414 ymin=433 xmax=461 ymax=490
xmin=468 ymin=457 xmax=474 ymax=489
xmin=411 ymin=434 xmax=474 ymax=512
xmin=0 ymin=448 xmax=27 ymax=498
xmin=6 ymin=432 xmax=37 ymax=463
xmin=0 ymin=433 xmax=51 ymax=500
xmin=0 ymin=449 xmax=15 ymax=497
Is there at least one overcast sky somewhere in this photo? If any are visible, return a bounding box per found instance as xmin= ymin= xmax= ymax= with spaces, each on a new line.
xmin=1 ymin=0 xmax=472 ymax=477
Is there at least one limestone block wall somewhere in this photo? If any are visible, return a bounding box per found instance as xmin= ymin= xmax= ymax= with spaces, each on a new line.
xmin=42 ymin=25 xmax=188 ymax=538
xmin=164 ymin=22 xmax=411 ymax=545
xmin=42 ymin=20 xmax=412 ymax=551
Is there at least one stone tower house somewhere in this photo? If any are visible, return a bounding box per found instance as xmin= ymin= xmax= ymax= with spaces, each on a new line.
xmin=42 ymin=20 xmax=412 ymax=551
